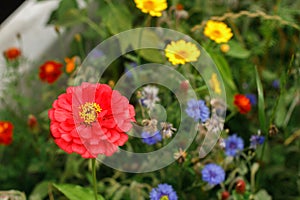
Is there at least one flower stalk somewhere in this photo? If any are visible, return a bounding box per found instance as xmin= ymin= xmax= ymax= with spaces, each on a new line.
xmin=92 ymin=159 xmax=98 ymax=200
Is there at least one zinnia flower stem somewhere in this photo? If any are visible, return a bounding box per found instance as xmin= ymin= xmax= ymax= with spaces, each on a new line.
xmin=92 ymin=159 xmax=98 ymax=200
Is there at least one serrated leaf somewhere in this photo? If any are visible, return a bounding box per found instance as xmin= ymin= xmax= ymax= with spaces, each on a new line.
xmin=53 ymin=183 xmax=105 ymax=200
xmin=226 ymin=40 xmax=251 ymax=59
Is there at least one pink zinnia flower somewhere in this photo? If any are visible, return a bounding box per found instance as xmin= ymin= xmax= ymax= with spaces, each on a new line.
xmin=48 ymin=82 xmax=135 ymax=158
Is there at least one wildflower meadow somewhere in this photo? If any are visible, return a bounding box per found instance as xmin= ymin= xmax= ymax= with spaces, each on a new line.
xmin=1 ymin=0 xmax=300 ymax=200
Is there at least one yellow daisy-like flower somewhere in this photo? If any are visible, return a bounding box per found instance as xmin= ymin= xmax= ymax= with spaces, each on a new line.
xmin=165 ymin=40 xmax=201 ymax=65
xmin=209 ymin=73 xmax=222 ymax=94
xmin=204 ymin=20 xmax=233 ymax=44
xmin=134 ymin=0 xmax=167 ymax=17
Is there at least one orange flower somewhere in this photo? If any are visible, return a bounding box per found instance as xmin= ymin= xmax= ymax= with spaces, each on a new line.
xmin=64 ymin=56 xmax=77 ymax=74
xmin=3 ymin=47 xmax=21 ymax=60
xmin=0 ymin=121 xmax=14 ymax=145
xmin=39 ymin=61 xmax=63 ymax=84
xmin=234 ymin=94 xmax=251 ymax=114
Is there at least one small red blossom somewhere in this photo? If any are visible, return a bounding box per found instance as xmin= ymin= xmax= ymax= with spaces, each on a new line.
xmin=221 ymin=191 xmax=230 ymax=200
xmin=3 ymin=47 xmax=21 ymax=60
xmin=48 ymin=82 xmax=136 ymax=158
xmin=176 ymin=4 xmax=184 ymax=10
xmin=235 ymin=179 xmax=246 ymax=194
xmin=39 ymin=61 xmax=63 ymax=84
xmin=234 ymin=94 xmax=251 ymax=114
xmin=0 ymin=121 xmax=14 ymax=145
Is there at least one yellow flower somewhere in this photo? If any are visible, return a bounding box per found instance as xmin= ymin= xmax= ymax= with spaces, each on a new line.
xmin=134 ymin=0 xmax=167 ymax=17
xmin=204 ymin=20 xmax=233 ymax=43
xmin=65 ymin=56 xmax=77 ymax=74
xmin=209 ymin=73 xmax=222 ymax=94
xmin=165 ymin=40 xmax=201 ymax=65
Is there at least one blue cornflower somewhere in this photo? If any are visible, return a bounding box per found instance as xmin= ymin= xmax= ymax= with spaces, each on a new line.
xmin=225 ymin=134 xmax=244 ymax=156
xmin=245 ymin=93 xmax=257 ymax=106
xmin=201 ymin=163 xmax=225 ymax=185
xmin=250 ymin=135 xmax=265 ymax=149
xmin=150 ymin=183 xmax=178 ymax=200
xmin=185 ymin=99 xmax=210 ymax=122
xmin=141 ymin=131 xmax=162 ymax=145
xmin=272 ymin=80 xmax=280 ymax=89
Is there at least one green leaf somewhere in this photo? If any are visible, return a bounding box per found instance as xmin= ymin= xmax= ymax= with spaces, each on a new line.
xmin=53 ymin=183 xmax=105 ymax=200
xmin=47 ymin=0 xmax=80 ymax=25
xmin=138 ymin=49 xmax=165 ymax=63
xmin=209 ymin=52 xmax=238 ymax=110
xmin=103 ymin=4 xmax=132 ymax=35
xmin=254 ymin=189 xmax=272 ymax=200
xmin=226 ymin=40 xmax=251 ymax=59
xmin=255 ymin=66 xmax=267 ymax=133
xmin=29 ymin=181 xmax=50 ymax=200
xmin=55 ymin=9 xmax=87 ymax=27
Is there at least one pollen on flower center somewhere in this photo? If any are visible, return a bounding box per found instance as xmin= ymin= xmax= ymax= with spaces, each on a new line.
xmin=79 ymin=102 xmax=102 ymax=125
xmin=143 ymin=1 xmax=154 ymax=10
xmin=212 ymin=30 xmax=222 ymax=38
xmin=45 ymin=64 xmax=54 ymax=73
xmin=174 ymin=50 xmax=187 ymax=60
xmin=160 ymin=195 xmax=169 ymax=200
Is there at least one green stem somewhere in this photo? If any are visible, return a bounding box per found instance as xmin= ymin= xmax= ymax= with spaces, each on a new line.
xmin=92 ymin=159 xmax=98 ymax=200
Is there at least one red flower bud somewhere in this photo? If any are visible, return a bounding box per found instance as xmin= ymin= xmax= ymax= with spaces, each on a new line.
xmin=235 ymin=179 xmax=246 ymax=194
xmin=27 ymin=115 xmax=38 ymax=130
xmin=221 ymin=191 xmax=230 ymax=200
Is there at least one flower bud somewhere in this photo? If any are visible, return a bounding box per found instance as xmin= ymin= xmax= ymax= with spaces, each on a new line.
xmin=235 ymin=179 xmax=246 ymax=194
xmin=221 ymin=191 xmax=230 ymax=200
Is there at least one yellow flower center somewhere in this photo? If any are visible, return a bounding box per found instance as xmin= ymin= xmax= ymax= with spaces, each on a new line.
xmin=79 ymin=102 xmax=102 ymax=125
xmin=212 ymin=30 xmax=222 ymax=38
xmin=45 ymin=64 xmax=54 ymax=73
xmin=160 ymin=196 xmax=169 ymax=200
xmin=143 ymin=0 xmax=154 ymax=10
xmin=174 ymin=50 xmax=188 ymax=60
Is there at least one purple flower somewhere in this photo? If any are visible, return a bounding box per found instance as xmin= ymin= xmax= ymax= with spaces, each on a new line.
xmin=225 ymin=134 xmax=244 ymax=156
xmin=185 ymin=99 xmax=210 ymax=122
xmin=201 ymin=163 xmax=225 ymax=185
xmin=250 ymin=135 xmax=265 ymax=149
xmin=245 ymin=93 xmax=257 ymax=105
xmin=272 ymin=80 xmax=280 ymax=89
xmin=141 ymin=131 xmax=162 ymax=145
xmin=150 ymin=183 xmax=178 ymax=200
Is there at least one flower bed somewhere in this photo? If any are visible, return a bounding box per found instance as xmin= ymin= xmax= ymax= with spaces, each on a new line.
xmin=1 ymin=0 xmax=300 ymax=199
